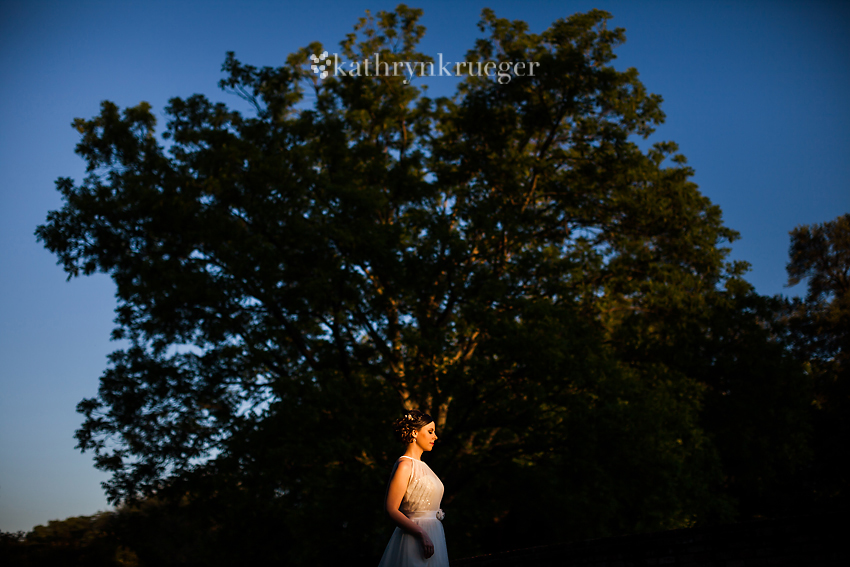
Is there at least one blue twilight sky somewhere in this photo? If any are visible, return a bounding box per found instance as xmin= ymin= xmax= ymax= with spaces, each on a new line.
xmin=1 ymin=0 xmax=848 ymax=533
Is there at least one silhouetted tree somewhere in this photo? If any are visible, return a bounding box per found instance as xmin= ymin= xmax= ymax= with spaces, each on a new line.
xmin=36 ymin=5 xmax=812 ymax=564
xmin=783 ymin=213 xmax=849 ymax=511
xmin=0 ymin=513 xmax=137 ymax=567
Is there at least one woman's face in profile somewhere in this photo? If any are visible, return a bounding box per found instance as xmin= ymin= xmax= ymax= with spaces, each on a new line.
xmin=414 ymin=421 xmax=438 ymax=451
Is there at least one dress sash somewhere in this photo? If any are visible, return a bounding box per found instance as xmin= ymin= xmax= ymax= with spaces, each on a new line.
xmin=403 ymin=510 xmax=440 ymax=520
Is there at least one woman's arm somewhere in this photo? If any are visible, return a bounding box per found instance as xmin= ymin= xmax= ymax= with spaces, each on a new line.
xmin=385 ymin=459 xmax=435 ymax=558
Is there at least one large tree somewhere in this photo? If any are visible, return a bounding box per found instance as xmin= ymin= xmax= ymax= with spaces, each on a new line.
xmin=37 ymin=6 xmax=808 ymax=564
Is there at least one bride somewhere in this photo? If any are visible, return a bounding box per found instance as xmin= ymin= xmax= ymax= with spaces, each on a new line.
xmin=377 ymin=410 xmax=450 ymax=567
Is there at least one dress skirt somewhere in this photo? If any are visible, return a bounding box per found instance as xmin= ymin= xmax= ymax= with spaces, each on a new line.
xmin=377 ymin=517 xmax=449 ymax=567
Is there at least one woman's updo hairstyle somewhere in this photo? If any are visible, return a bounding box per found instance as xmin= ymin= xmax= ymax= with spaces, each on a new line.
xmin=392 ymin=409 xmax=433 ymax=444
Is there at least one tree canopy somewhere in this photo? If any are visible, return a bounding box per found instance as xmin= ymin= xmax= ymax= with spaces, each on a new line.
xmin=36 ymin=6 xmax=818 ymax=565
xmin=781 ymin=214 xmax=849 ymax=513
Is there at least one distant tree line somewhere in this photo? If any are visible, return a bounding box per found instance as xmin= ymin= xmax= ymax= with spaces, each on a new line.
xmin=10 ymin=5 xmax=846 ymax=566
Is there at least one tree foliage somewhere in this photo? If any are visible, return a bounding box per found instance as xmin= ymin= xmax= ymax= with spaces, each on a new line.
xmin=0 ymin=513 xmax=137 ymax=567
xmin=36 ymin=5 xmax=814 ymax=564
xmin=782 ymin=214 xmax=849 ymax=510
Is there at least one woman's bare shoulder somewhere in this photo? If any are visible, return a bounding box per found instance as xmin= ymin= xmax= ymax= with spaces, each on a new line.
xmin=388 ymin=456 xmax=413 ymax=484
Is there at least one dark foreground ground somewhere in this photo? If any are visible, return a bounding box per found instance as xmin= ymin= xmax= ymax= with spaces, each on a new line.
xmin=452 ymin=511 xmax=844 ymax=566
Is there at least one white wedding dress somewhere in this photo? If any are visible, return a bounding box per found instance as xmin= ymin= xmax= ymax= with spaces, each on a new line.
xmin=377 ymin=456 xmax=450 ymax=567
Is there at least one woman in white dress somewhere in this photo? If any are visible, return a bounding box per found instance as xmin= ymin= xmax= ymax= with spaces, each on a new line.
xmin=377 ymin=410 xmax=450 ymax=567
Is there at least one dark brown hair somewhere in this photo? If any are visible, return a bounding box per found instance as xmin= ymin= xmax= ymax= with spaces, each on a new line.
xmin=392 ymin=409 xmax=434 ymax=444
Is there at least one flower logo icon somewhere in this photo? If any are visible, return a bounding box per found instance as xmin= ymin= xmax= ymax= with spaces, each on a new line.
xmin=310 ymin=51 xmax=330 ymax=79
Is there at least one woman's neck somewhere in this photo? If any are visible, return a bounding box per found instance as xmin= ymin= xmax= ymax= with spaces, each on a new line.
xmin=403 ymin=444 xmax=424 ymax=460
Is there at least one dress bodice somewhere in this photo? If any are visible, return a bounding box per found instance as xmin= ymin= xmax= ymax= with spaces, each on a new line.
xmin=396 ymin=456 xmax=444 ymax=515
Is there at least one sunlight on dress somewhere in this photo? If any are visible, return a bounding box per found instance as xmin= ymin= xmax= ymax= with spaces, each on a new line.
xmin=377 ymin=456 xmax=449 ymax=567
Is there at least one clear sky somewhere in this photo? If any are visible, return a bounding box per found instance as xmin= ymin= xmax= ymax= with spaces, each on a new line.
xmin=1 ymin=0 xmax=848 ymax=534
